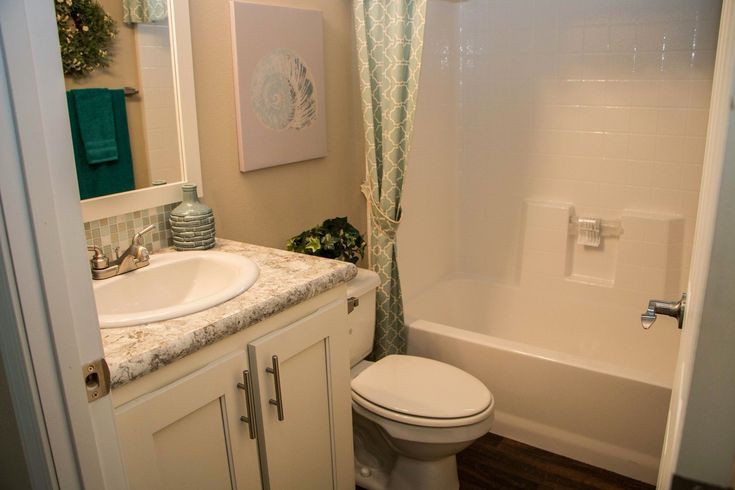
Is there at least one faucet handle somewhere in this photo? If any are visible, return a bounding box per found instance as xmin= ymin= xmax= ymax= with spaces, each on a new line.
xmin=87 ymin=245 xmax=109 ymax=270
xmin=640 ymin=308 xmax=657 ymax=330
xmin=640 ymin=293 xmax=687 ymax=330
xmin=132 ymin=224 xmax=156 ymax=245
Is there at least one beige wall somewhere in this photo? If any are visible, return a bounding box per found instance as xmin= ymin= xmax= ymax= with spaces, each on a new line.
xmin=189 ymin=0 xmax=365 ymax=250
xmin=64 ymin=0 xmax=151 ymax=189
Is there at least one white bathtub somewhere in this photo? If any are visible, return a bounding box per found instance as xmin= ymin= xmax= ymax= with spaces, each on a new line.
xmin=405 ymin=277 xmax=681 ymax=484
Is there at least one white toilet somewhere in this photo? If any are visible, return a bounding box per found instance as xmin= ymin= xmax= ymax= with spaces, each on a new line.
xmin=346 ymin=269 xmax=495 ymax=490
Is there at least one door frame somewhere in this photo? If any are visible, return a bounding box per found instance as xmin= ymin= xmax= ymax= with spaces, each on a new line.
xmin=0 ymin=64 xmax=57 ymax=488
xmin=656 ymin=0 xmax=735 ymax=487
xmin=0 ymin=1 xmax=127 ymax=488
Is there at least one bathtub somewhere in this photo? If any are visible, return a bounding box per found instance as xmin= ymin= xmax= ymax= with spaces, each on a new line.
xmin=405 ymin=277 xmax=681 ymax=484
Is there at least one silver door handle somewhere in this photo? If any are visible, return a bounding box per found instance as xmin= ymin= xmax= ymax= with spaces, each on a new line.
xmin=265 ymin=355 xmax=285 ymax=421
xmin=641 ymin=293 xmax=686 ymax=330
xmin=236 ymin=370 xmax=257 ymax=439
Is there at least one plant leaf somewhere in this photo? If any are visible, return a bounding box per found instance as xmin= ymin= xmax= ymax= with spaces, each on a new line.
xmin=304 ymin=236 xmax=322 ymax=253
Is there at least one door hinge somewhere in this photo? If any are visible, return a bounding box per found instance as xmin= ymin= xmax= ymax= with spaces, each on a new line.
xmin=82 ymin=358 xmax=111 ymax=402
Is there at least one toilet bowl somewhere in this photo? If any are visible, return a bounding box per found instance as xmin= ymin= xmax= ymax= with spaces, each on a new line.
xmin=346 ymin=270 xmax=494 ymax=490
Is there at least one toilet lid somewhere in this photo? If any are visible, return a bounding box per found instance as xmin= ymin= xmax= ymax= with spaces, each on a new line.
xmin=351 ymin=355 xmax=492 ymax=419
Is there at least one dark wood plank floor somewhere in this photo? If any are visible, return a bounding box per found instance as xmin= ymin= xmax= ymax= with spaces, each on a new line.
xmin=357 ymin=433 xmax=654 ymax=489
xmin=456 ymin=433 xmax=654 ymax=490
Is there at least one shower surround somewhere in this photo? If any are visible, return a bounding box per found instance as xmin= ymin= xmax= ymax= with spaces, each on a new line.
xmin=399 ymin=0 xmax=721 ymax=483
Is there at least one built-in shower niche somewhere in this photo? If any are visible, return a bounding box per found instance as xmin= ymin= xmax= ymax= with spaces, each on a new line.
xmin=565 ymin=215 xmax=622 ymax=288
xmin=521 ymin=201 xmax=684 ymax=298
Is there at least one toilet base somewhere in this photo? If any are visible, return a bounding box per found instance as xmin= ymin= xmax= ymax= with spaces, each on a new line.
xmin=391 ymin=454 xmax=459 ymax=490
xmin=355 ymin=454 xmax=459 ymax=490
xmin=353 ymin=410 xmax=463 ymax=490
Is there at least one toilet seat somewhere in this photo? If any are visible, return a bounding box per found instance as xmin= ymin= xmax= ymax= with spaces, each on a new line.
xmin=352 ymin=391 xmax=494 ymax=428
xmin=351 ymin=355 xmax=493 ymax=428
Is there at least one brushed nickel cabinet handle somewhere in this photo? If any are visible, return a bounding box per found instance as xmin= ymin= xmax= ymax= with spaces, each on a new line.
xmin=265 ymin=355 xmax=284 ymax=421
xmin=236 ymin=369 xmax=257 ymax=439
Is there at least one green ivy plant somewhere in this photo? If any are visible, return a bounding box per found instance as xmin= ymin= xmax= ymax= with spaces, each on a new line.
xmin=56 ymin=0 xmax=117 ymax=78
xmin=287 ymin=217 xmax=366 ymax=264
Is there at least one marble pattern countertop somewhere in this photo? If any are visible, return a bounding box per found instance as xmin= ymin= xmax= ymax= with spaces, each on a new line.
xmin=102 ymin=238 xmax=357 ymax=388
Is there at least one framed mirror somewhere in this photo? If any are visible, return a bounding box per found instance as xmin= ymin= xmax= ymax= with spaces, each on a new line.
xmin=61 ymin=0 xmax=202 ymax=222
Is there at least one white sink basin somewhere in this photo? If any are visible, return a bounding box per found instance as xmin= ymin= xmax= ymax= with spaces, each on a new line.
xmin=93 ymin=251 xmax=259 ymax=328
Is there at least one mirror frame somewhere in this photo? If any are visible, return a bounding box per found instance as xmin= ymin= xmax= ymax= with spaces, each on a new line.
xmin=80 ymin=0 xmax=202 ymax=222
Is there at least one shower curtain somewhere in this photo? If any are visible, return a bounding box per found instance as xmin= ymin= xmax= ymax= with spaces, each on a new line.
xmin=352 ymin=0 xmax=427 ymax=359
xmin=122 ymin=0 xmax=167 ymax=24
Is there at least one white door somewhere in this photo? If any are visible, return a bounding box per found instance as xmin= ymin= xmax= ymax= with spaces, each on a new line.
xmin=0 ymin=1 xmax=127 ymax=488
xmin=656 ymin=1 xmax=735 ymax=488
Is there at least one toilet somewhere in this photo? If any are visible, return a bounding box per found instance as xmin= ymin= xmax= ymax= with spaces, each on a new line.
xmin=346 ymin=269 xmax=495 ymax=490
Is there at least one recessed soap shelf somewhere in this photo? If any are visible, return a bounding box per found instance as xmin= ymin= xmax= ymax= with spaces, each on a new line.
xmin=568 ymin=216 xmax=623 ymax=238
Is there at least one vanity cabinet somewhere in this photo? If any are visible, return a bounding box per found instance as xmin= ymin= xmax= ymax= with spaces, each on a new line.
xmin=115 ymin=351 xmax=262 ymax=489
xmin=113 ymin=293 xmax=354 ymax=490
xmin=248 ymin=298 xmax=352 ymax=490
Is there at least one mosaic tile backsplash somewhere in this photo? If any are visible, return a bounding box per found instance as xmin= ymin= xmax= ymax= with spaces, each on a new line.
xmin=85 ymin=203 xmax=178 ymax=258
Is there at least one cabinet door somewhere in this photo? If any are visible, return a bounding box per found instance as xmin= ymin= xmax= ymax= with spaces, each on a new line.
xmin=115 ymin=350 xmax=262 ymax=490
xmin=248 ymin=299 xmax=353 ymax=490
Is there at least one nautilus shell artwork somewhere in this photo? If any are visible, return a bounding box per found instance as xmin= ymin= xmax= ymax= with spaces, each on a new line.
xmin=231 ymin=1 xmax=326 ymax=171
xmin=250 ymin=48 xmax=318 ymax=131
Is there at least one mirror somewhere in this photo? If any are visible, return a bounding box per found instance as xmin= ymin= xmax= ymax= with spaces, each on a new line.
xmin=59 ymin=0 xmax=202 ymax=222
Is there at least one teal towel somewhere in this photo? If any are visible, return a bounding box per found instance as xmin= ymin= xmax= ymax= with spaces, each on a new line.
xmin=70 ymin=88 xmax=119 ymax=164
xmin=67 ymin=89 xmax=135 ymax=199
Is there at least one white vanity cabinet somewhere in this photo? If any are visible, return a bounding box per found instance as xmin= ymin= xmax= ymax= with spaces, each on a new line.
xmin=248 ymin=298 xmax=353 ymax=490
xmin=115 ymin=350 xmax=262 ymax=489
xmin=113 ymin=292 xmax=354 ymax=490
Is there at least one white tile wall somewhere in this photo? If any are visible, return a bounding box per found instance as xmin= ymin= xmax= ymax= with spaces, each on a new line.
xmin=520 ymin=201 xmax=684 ymax=299
xmin=398 ymin=0 xmax=459 ymax=301
xmin=135 ymin=22 xmax=181 ymax=184
xmin=455 ymin=0 xmax=721 ymax=289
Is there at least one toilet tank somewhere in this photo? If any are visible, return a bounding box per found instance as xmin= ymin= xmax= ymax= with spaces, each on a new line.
xmin=346 ymin=269 xmax=380 ymax=367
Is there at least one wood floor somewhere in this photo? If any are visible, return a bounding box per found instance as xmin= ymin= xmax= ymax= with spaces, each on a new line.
xmin=456 ymin=433 xmax=654 ymax=490
xmin=357 ymin=433 xmax=654 ymax=489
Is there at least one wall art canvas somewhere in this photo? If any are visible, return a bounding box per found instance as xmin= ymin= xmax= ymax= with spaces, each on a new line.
xmin=230 ymin=1 xmax=327 ymax=172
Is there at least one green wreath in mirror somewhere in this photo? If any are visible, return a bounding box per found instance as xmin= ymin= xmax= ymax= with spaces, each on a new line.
xmin=55 ymin=0 xmax=117 ymax=78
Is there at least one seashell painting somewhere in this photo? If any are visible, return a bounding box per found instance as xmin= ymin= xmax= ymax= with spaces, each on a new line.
xmin=251 ymin=49 xmax=317 ymax=131
xmin=231 ymin=2 xmax=327 ymax=172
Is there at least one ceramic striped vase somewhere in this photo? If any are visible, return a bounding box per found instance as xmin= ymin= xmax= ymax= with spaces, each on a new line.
xmin=170 ymin=184 xmax=215 ymax=250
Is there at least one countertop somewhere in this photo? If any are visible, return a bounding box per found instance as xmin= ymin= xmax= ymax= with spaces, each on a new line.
xmin=101 ymin=238 xmax=357 ymax=388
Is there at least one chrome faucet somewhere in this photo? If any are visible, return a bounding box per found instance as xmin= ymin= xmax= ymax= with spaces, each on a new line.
xmin=88 ymin=224 xmax=156 ymax=280
xmin=641 ymin=293 xmax=686 ymax=330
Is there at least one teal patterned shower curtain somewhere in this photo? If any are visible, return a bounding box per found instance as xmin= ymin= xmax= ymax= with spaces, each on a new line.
xmin=352 ymin=0 xmax=427 ymax=359
xmin=122 ymin=0 xmax=167 ymax=24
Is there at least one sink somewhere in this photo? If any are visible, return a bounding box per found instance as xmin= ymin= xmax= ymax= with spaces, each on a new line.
xmin=93 ymin=251 xmax=259 ymax=328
